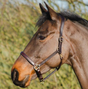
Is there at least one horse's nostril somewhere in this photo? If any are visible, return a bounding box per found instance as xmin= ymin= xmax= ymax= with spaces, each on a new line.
xmin=11 ymin=69 xmax=19 ymax=82
xmin=11 ymin=69 xmax=29 ymax=87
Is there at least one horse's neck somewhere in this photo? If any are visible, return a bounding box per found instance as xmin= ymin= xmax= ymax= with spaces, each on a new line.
xmin=66 ymin=20 xmax=88 ymax=89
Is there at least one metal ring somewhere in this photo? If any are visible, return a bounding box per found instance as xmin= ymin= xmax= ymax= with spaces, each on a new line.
xmin=34 ymin=64 xmax=40 ymax=71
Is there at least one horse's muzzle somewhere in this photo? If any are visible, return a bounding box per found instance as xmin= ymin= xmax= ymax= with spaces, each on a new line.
xmin=11 ymin=69 xmax=29 ymax=88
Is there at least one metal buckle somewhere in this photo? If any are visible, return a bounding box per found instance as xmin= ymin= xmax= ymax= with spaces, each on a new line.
xmin=59 ymin=54 xmax=63 ymax=60
xmin=59 ymin=36 xmax=63 ymax=42
xmin=34 ymin=64 xmax=40 ymax=71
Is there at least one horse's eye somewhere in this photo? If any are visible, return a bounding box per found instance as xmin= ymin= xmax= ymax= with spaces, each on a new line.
xmin=38 ymin=35 xmax=46 ymax=40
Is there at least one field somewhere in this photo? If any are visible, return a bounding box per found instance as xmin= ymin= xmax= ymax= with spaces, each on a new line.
xmin=0 ymin=0 xmax=88 ymax=89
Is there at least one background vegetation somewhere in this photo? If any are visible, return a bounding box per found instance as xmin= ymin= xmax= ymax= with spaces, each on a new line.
xmin=0 ymin=0 xmax=88 ymax=89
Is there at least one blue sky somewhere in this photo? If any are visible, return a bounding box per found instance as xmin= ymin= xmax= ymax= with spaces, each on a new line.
xmin=9 ymin=0 xmax=88 ymax=12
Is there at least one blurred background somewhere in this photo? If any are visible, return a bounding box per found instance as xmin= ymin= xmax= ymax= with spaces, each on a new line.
xmin=0 ymin=0 xmax=88 ymax=89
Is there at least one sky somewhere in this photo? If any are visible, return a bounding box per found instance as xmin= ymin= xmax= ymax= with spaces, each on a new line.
xmin=9 ymin=0 xmax=88 ymax=12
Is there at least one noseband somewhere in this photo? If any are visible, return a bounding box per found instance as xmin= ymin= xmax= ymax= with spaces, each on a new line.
xmin=21 ymin=15 xmax=65 ymax=82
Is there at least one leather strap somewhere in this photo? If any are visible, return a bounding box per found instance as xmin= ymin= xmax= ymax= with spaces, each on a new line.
xmin=21 ymin=52 xmax=34 ymax=66
xmin=21 ymin=52 xmax=44 ymax=82
xmin=58 ymin=15 xmax=65 ymax=60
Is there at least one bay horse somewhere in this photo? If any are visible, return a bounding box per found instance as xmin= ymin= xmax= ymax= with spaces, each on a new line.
xmin=11 ymin=2 xmax=88 ymax=89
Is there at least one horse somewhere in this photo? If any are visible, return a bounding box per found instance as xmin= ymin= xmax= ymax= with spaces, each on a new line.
xmin=11 ymin=2 xmax=88 ymax=89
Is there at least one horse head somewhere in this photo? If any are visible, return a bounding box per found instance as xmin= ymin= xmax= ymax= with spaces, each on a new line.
xmin=11 ymin=2 xmax=71 ymax=88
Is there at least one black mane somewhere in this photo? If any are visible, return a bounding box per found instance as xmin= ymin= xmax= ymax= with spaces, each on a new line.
xmin=36 ymin=11 xmax=88 ymax=27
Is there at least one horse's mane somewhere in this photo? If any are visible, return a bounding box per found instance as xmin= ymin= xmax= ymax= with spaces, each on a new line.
xmin=36 ymin=11 xmax=88 ymax=28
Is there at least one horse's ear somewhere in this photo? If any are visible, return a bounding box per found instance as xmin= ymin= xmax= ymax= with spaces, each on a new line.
xmin=44 ymin=2 xmax=59 ymax=21
xmin=39 ymin=3 xmax=47 ymax=14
